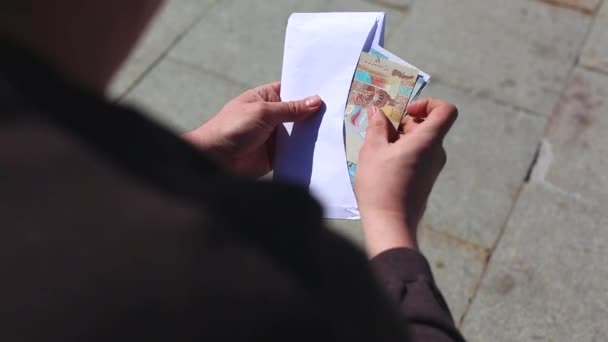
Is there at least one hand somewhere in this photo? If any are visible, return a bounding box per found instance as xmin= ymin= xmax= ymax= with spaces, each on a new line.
xmin=355 ymin=99 xmax=458 ymax=257
xmin=183 ymin=82 xmax=322 ymax=177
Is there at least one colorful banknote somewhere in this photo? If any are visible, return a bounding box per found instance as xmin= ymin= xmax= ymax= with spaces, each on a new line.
xmin=347 ymin=52 xmax=418 ymax=129
xmin=370 ymin=46 xmax=430 ymax=103
xmin=344 ymin=50 xmax=428 ymax=187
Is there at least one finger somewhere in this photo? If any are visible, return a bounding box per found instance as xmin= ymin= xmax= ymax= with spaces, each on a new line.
xmin=406 ymin=98 xmax=441 ymax=119
xmin=411 ymin=98 xmax=458 ymax=140
xmin=407 ymin=98 xmax=451 ymax=118
xmin=269 ymin=81 xmax=281 ymax=94
xmin=399 ymin=115 xmax=422 ymax=134
xmin=253 ymin=82 xmax=282 ymax=102
xmin=262 ymin=95 xmax=322 ymax=124
xmin=363 ymin=106 xmax=394 ymax=148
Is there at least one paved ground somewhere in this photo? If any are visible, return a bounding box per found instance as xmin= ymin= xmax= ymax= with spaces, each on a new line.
xmin=111 ymin=0 xmax=608 ymax=340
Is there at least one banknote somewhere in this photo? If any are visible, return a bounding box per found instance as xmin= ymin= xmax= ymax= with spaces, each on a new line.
xmin=370 ymin=46 xmax=430 ymax=103
xmin=344 ymin=50 xmax=425 ymax=187
xmin=347 ymin=52 xmax=419 ymax=129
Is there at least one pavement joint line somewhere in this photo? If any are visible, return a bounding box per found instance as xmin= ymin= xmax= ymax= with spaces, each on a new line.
xmin=116 ymin=55 xmax=161 ymax=103
xmin=565 ymin=0 xmax=603 ymax=77
xmin=457 ymin=177 xmax=528 ymax=327
xmin=523 ymin=142 xmax=542 ymax=183
xmin=422 ymin=224 xmax=491 ymax=257
xmin=534 ymin=0 xmax=601 ymax=15
xmin=459 ymin=8 xmax=601 ymax=325
xmin=165 ymin=56 xmax=253 ymax=90
xmin=118 ymin=0 xmax=223 ymax=101
xmin=579 ymin=62 xmax=608 ymax=77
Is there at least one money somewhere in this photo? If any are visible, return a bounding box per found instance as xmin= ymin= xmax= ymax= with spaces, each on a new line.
xmin=347 ymin=52 xmax=419 ymax=129
xmin=370 ymin=46 xmax=430 ymax=103
xmin=344 ymin=49 xmax=429 ymax=187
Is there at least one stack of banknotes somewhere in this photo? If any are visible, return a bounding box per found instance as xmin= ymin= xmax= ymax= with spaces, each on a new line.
xmin=344 ymin=46 xmax=430 ymax=186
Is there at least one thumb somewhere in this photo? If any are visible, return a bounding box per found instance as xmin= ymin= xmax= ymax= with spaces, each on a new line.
xmin=363 ymin=106 xmax=393 ymax=148
xmin=263 ymin=95 xmax=322 ymax=124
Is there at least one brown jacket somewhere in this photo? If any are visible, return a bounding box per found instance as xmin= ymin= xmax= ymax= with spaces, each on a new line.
xmin=0 ymin=40 xmax=465 ymax=341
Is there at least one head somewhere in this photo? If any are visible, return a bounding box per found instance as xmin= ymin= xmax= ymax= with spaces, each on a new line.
xmin=0 ymin=0 xmax=164 ymax=92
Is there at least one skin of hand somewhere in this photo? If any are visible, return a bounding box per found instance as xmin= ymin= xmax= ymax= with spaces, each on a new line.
xmin=183 ymin=82 xmax=322 ymax=177
xmin=355 ymin=99 xmax=458 ymax=257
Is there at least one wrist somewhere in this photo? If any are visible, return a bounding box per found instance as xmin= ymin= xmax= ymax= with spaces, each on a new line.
xmin=360 ymin=209 xmax=418 ymax=258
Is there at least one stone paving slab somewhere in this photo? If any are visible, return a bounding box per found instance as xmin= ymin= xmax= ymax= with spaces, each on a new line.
xmin=542 ymin=67 xmax=608 ymax=202
xmin=169 ymin=0 xmax=330 ymax=88
xmin=580 ymin=1 xmax=608 ymax=73
xmin=110 ymin=0 xmax=217 ymax=97
xmin=169 ymin=0 xmax=418 ymax=88
xmin=327 ymin=220 xmax=485 ymax=327
xmin=387 ymin=0 xmax=591 ymax=115
xmin=421 ymin=82 xmax=546 ymax=248
xmin=124 ymin=58 xmax=247 ymax=133
xmin=462 ymin=183 xmax=608 ymax=341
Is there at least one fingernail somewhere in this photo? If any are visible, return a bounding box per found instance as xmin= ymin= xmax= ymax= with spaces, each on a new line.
xmin=305 ymin=95 xmax=322 ymax=108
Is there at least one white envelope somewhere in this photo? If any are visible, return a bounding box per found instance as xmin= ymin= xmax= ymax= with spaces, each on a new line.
xmin=274 ymin=12 xmax=386 ymax=220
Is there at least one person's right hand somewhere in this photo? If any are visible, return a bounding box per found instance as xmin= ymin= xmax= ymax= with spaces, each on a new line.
xmin=355 ymin=99 xmax=458 ymax=257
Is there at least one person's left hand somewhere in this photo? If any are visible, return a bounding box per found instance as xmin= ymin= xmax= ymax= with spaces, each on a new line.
xmin=183 ymin=82 xmax=322 ymax=177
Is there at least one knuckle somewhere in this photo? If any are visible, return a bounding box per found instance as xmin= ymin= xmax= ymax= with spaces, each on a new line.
xmin=244 ymin=88 xmax=259 ymax=98
xmin=430 ymin=98 xmax=458 ymax=116
xmin=287 ymin=101 xmax=299 ymax=113
xmin=253 ymin=102 xmax=270 ymax=117
xmin=253 ymin=102 xmax=266 ymax=112
xmin=371 ymin=117 xmax=386 ymax=129
xmin=430 ymin=97 xmax=449 ymax=107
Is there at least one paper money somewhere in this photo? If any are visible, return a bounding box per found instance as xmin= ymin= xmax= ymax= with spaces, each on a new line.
xmin=370 ymin=46 xmax=430 ymax=103
xmin=347 ymin=52 xmax=419 ymax=129
xmin=344 ymin=50 xmax=428 ymax=187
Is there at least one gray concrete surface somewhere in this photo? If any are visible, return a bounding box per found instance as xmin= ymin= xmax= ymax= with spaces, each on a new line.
xmin=111 ymin=0 xmax=608 ymax=340
xmin=422 ymin=83 xmax=546 ymax=248
xmin=462 ymin=184 xmax=608 ymax=341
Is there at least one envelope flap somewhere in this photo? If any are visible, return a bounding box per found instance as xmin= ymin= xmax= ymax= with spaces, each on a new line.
xmin=280 ymin=12 xmax=384 ymax=103
xmin=275 ymin=12 xmax=386 ymax=219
